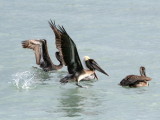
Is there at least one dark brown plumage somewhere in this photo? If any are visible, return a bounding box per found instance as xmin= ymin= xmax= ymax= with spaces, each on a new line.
xmin=120 ymin=66 xmax=152 ymax=87
xmin=48 ymin=20 xmax=109 ymax=87
xmin=22 ymin=39 xmax=63 ymax=71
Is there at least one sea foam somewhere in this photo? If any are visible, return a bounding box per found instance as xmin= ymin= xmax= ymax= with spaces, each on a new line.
xmin=12 ymin=71 xmax=36 ymax=89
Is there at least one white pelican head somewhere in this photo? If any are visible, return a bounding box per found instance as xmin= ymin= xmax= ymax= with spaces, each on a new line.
xmin=84 ymin=56 xmax=90 ymax=61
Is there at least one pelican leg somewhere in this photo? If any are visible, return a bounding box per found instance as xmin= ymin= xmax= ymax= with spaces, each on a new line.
xmin=43 ymin=67 xmax=52 ymax=72
xmin=32 ymin=66 xmax=38 ymax=69
xmin=60 ymin=78 xmax=69 ymax=84
xmin=76 ymin=81 xmax=88 ymax=88
xmin=60 ymin=74 xmax=74 ymax=84
xmin=94 ymin=73 xmax=98 ymax=80
xmin=43 ymin=68 xmax=49 ymax=72
xmin=76 ymin=82 xmax=83 ymax=88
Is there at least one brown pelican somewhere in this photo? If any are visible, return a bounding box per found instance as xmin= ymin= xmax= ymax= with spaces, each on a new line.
xmin=21 ymin=22 xmax=64 ymax=71
xmin=48 ymin=20 xmax=109 ymax=88
xmin=120 ymin=66 xmax=152 ymax=87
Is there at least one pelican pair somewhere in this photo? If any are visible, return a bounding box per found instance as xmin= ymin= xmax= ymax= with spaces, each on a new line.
xmin=22 ymin=20 xmax=109 ymax=87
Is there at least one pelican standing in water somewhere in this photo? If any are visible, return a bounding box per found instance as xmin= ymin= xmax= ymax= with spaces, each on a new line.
xmin=21 ymin=21 xmax=64 ymax=71
xmin=120 ymin=66 xmax=152 ymax=87
xmin=48 ymin=20 xmax=109 ymax=88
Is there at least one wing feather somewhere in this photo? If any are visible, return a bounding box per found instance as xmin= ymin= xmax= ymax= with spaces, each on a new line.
xmin=120 ymin=75 xmax=152 ymax=86
xmin=22 ymin=40 xmax=42 ymax=65
xmin=48 ymin=20 xmax=65 ymax=65
xmin=56 ymin=25 xmax=83 ymax=74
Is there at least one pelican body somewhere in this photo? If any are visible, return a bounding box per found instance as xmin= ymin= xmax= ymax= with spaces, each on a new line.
xmin=22 ymin=29 xmax=64 ymax=71
xmin=120 ymin=66 xmax=152 ymax=87
xmin=48 ymin=20 xmax=109 ymax=87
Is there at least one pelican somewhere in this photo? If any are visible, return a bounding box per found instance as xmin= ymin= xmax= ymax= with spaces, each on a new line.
xmin=48 ymin=20 xmax=109 ymax=87
xmin=120 ymin=66 xmax=152 ymax=87
xmin=21 ymin=21 xmax=64 ymax=71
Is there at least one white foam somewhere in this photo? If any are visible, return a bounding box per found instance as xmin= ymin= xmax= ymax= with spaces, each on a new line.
xmin=12 ymin=71 xmax=36 ymax=89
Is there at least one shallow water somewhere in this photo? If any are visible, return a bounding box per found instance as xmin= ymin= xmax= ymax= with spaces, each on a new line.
xmin=0 ymin=0 xmax=160 ymax=120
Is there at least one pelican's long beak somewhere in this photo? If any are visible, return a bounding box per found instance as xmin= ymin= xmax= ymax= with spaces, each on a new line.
xmin=92 ymin=62 xmax=109 ymax=76
xmin=91 ymin=60 xmax=109 ymax=76
xmin=97 ymin=66 xmax=109 ymax=76
xmin=84 ymin=56 xmax=109 ymax=76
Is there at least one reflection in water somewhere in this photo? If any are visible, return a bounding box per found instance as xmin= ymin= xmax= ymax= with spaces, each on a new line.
xmin=57 ymin=87 xmax=103 ymax=117
xmin=31 ymin=67 xmax=52 ymax=81
xmin=121 ymin=86 xmax=148 ymax=94
xmin=56 ymin=70 xmax=68 ymax=80
xmin=59 ymin=88 xmax=86 ymax=117
xmin=135 ymin=88 xmax=148 ymax=94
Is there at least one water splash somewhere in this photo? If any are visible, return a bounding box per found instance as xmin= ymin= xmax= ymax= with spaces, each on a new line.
xmin=12 ymin=71 xmax=36 ymax=89
xmin=11 ymin=67 xmax=56 ymax=89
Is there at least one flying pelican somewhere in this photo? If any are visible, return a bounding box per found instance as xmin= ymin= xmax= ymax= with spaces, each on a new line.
xmin=120 ymin=66 xmax=152 ymax=87
xmin=48 ymin=20 xmax=109 ymax=88
xmin=21 ymin=22 xmax=64 ymax=71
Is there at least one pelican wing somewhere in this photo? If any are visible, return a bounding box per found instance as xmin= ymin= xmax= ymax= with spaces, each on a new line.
xmin=120 ymin=75 xmax=151 ymax=86
xmin=48 ymin=20 xmax=61 ymax=40
xmin=85 ymin=59 xmax=109 ymax=76
xmin=48 ymin=20 xmax=65 ymax=65
xmin=56 ymin=25 xmax=83 ymax=74
xmin=22 ymin=40 xmax=42 ymax=65
xmin=129 ymin=75 xmax=152 ymax=81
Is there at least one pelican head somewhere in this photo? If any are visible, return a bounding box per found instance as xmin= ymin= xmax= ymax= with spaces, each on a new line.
xmin=140 ymin=66 xmax=146 ymax=76
xmin=41 ymin=39 xmax=47 ymax=44
xmin=84 ymin=56 xmax=90 ymax=61
xmin=83 ymin=56 xmax=109 ymax=76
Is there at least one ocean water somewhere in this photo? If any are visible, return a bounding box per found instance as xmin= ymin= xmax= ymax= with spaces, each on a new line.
xmin=0 ymin=0 xmax=160 ymax=120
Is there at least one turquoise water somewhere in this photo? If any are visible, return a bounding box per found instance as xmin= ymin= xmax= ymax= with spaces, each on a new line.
xmin=0 ymin=0 xmax=160 ymax=119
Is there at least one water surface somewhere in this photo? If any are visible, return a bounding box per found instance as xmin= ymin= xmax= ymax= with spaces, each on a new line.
xmin=0 ymin=0 xmax=160 ymax=120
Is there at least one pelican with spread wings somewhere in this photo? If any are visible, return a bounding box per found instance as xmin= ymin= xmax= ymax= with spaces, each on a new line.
xmin=21 ymin=22 xmax=64 ymax=71
xmin=48 ymin=20 xmax=109 ymax=87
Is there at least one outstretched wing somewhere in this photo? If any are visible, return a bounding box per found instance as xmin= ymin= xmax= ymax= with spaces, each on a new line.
xmin=48 ymin=20 xmax=65 ymax=65
xmin=55 ymin=25 xmax=83 ymax=74
xmin=22 ymin=40 xmax=42 ymax=65
xmin=85 ymin=59 xmax=109 ymax=76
